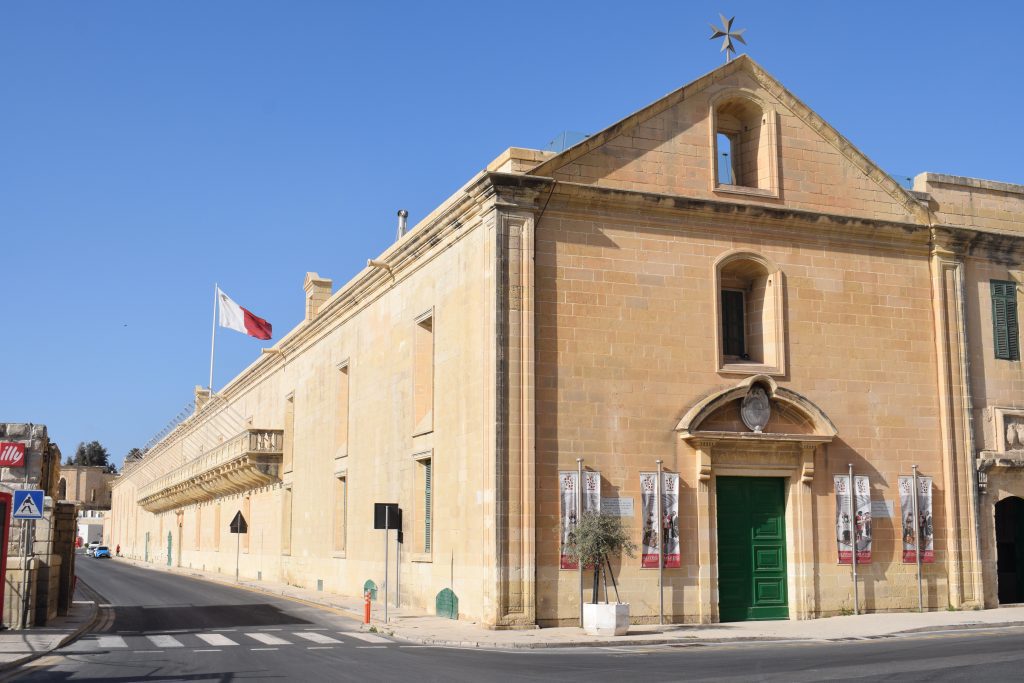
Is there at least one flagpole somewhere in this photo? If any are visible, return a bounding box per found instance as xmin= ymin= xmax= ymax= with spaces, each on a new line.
xmin=209 ymin=283 xmax=218 ymax=393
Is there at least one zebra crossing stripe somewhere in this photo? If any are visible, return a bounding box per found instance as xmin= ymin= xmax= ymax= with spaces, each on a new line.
xmin=343 ymin=631 xmax=390 ymax=643
xmin=147 ymin=635 xmax=184 ymax=648
xmin=246 ymin=633 xmax=290 ymax=645
xmin=295 ymin=632 xmax=343 ymax=644
xmin=196 ymin=633 xmax=238 ymax=646
xmin=95 ymin=636 xmax=127 ymax=648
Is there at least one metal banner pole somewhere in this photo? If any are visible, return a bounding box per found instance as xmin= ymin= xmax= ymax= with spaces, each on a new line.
xmin=235 ymin=530 xmax=240 ymax=582
xmin=576 ymin=458 xmax=583 ymax=627
xmin=656 ymin=459 xmax=664 ymax=626
xmin=913 ymin=465 xmax=923 ymax=612
xmin=848 ymin=463 xmax=859 ymax=616
xmin=384 ymin=506 xmax=390 ymax=624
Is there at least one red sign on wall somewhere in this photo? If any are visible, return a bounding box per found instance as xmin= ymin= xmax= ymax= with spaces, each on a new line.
xmin=0 ymin=442 xmax=25 ymax=468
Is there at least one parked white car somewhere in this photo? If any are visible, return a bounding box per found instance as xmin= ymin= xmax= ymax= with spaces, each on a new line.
xmin=85 ymin=542 xmax=100 ymax=557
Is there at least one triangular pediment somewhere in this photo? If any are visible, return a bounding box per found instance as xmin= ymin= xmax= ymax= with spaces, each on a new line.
xmin=530 ymin=56 xmax=926 ymax=225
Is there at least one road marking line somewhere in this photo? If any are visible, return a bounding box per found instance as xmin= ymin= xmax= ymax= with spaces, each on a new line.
xmin=246 ymin=633 xmax=291 ymax=645
xmin=147 ymin=635 xmax=184 ymax=648
xmin=356 ymin=646 xmax=387 ymax=649
xmin=136 ymin=650 xmax=164 ymax=653
xmin=307 ymin=646 xmax=334 ymax=650
xmin=295 ymin=632 xmax=343 ymax=644
xmin=194 ymin=649 xmax=221 ymax=652
xmin=212 ymin=628 xmax=237 ymax=632
xmin=96 ymin=636 xmax=127 ymax=648
xmin=343 ymin=632 xmax=390 ymax=643
xmin=250 ymin=647 xmax=279 ymax=651
xmin=97 ymin=603 xmax=113 ymax=607
xmin=257 ymin=628 xmax=283 ymax=631
xmin=197 ymin=634 xmax=238 ymax=646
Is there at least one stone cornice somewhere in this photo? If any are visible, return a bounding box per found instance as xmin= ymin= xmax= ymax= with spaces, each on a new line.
xmin=931 ymin=225 xmax=1024 ymax=266
xmin=489 ymin=173 xmax=931 ymax=253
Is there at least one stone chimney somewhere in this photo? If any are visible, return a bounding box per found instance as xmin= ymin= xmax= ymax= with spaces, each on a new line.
xmin=303 ymin=272 xmax=333 ymax=321
xmin=194 ymin=385 xmax=212 ymax=413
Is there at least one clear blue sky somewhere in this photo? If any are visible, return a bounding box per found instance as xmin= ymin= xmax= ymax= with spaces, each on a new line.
xmin=2 ymin=1 xmax=1021 ymax=468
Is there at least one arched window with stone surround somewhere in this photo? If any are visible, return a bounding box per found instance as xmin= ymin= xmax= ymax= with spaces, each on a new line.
xmin=714 ymin=251 xmax=786 ymax=375
xmin=710 ymin=92 xmax=779 ymax=197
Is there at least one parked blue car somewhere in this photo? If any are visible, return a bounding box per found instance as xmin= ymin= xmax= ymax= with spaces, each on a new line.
xmin=93 ymin=546 xmax=111 ymax=559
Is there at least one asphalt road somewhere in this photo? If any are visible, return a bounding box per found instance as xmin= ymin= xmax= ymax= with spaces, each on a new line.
xmin=9 ymin=556 xmax=1024 ymax=681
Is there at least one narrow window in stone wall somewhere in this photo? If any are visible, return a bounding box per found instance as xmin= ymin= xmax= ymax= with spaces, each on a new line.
xmin=413 ymin=313 xmax=434 ymax=435
xmin=721 ymin=289 xmax=746 ymax=358
xmin=423 ymin=458 xmax=433 ymax=553
xmin=333 ymin=475 xmax=347 ymax=553
xmin=214 ymin=504 xmax=221 ymax=551
xmin=716 ymin=132 xmax=737 ymax=185
xmin=242 ymin=495 xmax=251 ymax=553
xmin=337 ymin=363 xmax=350 ymax=456
xmin=281 ymin=486 xmax=293 ymax=556
xmin=992 ymin=280 xmax=1020 ymax=361
xmin=283 ymin=393 xmax=295 ymax=473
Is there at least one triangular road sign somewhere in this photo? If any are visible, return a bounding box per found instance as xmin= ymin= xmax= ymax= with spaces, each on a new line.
xmin=229 ymin=511 xmax=248 ymax=534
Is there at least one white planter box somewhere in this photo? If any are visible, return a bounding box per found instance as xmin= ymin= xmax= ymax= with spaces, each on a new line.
xmin=583 ymin=602 xmax=630 ymax=636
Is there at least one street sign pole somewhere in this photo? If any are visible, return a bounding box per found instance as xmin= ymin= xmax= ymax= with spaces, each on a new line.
xmin=20 ymin=521 xmax=29 ymax=629
xmin=384 ymin=505 xmax=390 ymax=624
xmin=228 ymin=511 xmax=248 ymax=583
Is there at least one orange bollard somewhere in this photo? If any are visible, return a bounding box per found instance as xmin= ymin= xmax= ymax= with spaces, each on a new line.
xmin=363 ymin=590 xmax=371 ymax=624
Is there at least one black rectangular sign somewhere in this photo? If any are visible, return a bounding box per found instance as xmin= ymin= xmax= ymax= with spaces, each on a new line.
xmin=373 ymin=503 xmax=401 ymax=530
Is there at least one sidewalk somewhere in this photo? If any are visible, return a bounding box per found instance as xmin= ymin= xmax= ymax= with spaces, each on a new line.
xmin=0 ymin=597 xmax=97 ymax=671
xmin=110 ymin=556 xmax=1024 ymax=649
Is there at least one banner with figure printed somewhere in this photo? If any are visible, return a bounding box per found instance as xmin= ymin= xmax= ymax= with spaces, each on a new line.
xmin=835 ymin=475 xmax=872 ymax=564
xmin=899 ymin=475 xmax=934 ymax=563
xmin=560 ymin=470 xmax=601 ymax=569
xmin=661 ymin=472 xmax=680 ymax=568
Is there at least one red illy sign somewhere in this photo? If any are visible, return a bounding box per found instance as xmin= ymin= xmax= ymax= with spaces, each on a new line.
xmin=0 ymin=443 xmax=25 ymax=468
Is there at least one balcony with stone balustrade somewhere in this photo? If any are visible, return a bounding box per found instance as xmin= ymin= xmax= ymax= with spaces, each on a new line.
xmin=137 ymin=428 xmax=283 ymax=513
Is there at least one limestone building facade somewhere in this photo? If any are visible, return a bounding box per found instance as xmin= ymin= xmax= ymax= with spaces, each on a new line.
xmin=111 ymin=57 xmax=1024 ymax=626
xmin=57 ymin=465 xmax=116 ymax=511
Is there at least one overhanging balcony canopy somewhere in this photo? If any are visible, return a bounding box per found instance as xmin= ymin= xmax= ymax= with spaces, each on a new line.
xmin=137 ymin=428 xmax=283 ymax=513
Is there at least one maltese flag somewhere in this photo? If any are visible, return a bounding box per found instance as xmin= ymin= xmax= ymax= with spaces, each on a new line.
xmin=218 ymin=288 xmax=272 ymax=340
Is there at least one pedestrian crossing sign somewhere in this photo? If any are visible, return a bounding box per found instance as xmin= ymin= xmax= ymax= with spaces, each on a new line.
xmin=12 ymin=489 xmax=44 ymax=519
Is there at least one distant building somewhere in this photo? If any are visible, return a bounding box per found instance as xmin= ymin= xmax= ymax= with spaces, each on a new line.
xmin=58 ymin=465 xmax=116 ymax=511
xmin=111 ymin=56 xmax=1024 ymax=626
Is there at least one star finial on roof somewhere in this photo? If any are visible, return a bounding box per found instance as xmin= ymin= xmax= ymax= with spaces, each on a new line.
xmin=709 ymin=14 xmax=747 ymax=63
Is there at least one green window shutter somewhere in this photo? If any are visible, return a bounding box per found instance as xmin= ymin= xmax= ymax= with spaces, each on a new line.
xmin=424 ymin=460 xmax=432 ymax=552
xmin=721 ymin=290 xmax=745 ymax=357
xmin=992 ymin=280 xmax=1020 ymax=361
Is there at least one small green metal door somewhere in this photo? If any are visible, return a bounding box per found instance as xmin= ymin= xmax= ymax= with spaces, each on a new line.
xmin=144 ymin=532 xmax=150 ymax=562
xmin=167 ymin=532 xmax=173 ymax=566
xmin=716 ymin=477 xmax=788 ymax=622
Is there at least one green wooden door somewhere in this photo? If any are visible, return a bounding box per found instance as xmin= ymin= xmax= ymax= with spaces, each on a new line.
xmin=716 ymin=477 xmax=788 ymax=622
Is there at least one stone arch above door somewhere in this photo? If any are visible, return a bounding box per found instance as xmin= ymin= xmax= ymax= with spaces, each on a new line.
xmin=676 ymin=376 xmax=837 ymax=622
xmin=676 ymin=375 xmax=837 ymax=483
